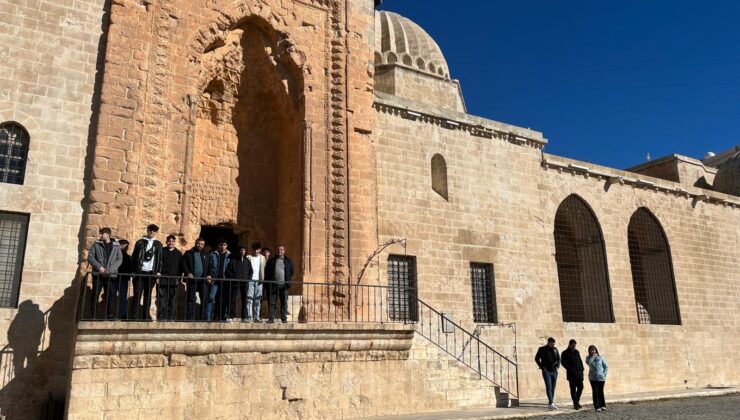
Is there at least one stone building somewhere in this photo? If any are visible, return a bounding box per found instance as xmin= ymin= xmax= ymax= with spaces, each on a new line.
xmin=0 ymin=0 xmax=737 ymax=418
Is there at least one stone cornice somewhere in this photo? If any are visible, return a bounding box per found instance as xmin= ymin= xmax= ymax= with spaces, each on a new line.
xmin=542 ymin=154 xmax=740 ymax=209
xmin=73 ymin=322 xmax=415 ymax=368
xmin=373 ymin=96 xmax=547 ymax=150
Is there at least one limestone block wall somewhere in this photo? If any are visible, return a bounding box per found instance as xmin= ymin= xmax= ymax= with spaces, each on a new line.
xmin=372 ymin=96 xmax=740 ymax=400
xmin=0 ymin=0 xmax=106 ymax=417
xmin=66 ymin=323 xmax=505 ymax=419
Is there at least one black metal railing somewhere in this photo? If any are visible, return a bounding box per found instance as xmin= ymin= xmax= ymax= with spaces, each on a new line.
xmin=77 ymin=272 xmax=418 ymax=324
xmin=416 ymin=299 xmax=519 ymax=400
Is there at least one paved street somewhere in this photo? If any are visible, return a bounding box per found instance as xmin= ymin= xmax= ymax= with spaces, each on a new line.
xmin=519 ymin=393 xmax=740 ymax=420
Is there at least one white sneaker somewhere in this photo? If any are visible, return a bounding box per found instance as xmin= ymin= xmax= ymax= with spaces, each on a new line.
xmin=548 ymin=403 xmax=557 ymax=410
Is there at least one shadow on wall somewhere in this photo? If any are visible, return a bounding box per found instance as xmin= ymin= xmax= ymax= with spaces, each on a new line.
xmin=0 ymin=290 xmax=77 ymax=419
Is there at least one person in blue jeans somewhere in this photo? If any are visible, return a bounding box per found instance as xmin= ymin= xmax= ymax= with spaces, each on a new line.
xmin=534 ymin=337 xmax=561 ymax=410
xmin=586 ymin=345 xmax=609 ymax=412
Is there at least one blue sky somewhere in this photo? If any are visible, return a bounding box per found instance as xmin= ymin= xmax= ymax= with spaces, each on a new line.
xmin=379 ymin=0 xmax=740 ymax=169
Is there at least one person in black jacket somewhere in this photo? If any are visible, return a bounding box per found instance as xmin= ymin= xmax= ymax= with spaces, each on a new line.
xmin=131 ymin=224 xmax=163 ymax=320
xmin=116 ymin=239 xmax=133 ymax=319
xmin=226 ymin=245 xmax=254 ymax=322
xmin=534 ymin=337 xmax=561 ymax=410
xmin=264 ymin=245 xmax=294 ymax=323
xmin=561 ymin=339 xmax=585 ymax=410
xmin=156 ymin=235 xmax=182 ymax=321
xmin=182 ymin=238 xmax=212 ymax=320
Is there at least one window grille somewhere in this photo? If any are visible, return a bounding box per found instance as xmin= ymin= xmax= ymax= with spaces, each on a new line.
xmin=387 ymin=255 xmax=417 ymax=321
xmin=0 ymin=122 xmax=30 ymax=185
xmin=0 ymin=212 xmax=30 ymax=307
xmin=553 ymin=195 xmax=614 ymax=323
xmin=628 ymin=208 xmax=681 ymax=325
xmin=470 ymin=263 xmax=497 ymax=323
xmin=431 ymin=154 xmax=448 ymax=200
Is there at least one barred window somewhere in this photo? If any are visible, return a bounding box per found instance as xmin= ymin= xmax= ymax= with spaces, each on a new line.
xmin=431 ymin=154 xmax=448 ymax=200
xmin=553 ymin=195 xmax=614 ymax=323
xmin=0 ymin=122 xmax=30 ymax=185
xmin=0 ymin=212 xmax=30 ymax=307
xmin=470 ymin=263 xmax=497 ymax=323
xmin=628 ymin=208 xmax=681 ymax=325
xmin=387 ymin=255 xmax=418 ymax=321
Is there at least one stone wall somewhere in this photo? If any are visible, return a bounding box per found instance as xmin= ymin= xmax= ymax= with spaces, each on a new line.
xmin=372 ymin=94 xmax=740 ymax=400
xmin=67 ymin=322 xmax=509 ymax=419
xmin=0 ymin=0 xmax=107 ymax=417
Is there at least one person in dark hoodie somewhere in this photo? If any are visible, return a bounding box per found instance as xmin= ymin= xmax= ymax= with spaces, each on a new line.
xmin=87 ymin=227 xmax=122 ymax=319
xmin=182 ymin=238 xmax=212 ymax=321
xmin=156 ymin=235 xmax=182 ymax=321
xmin=561 ymin=339 xmax=585 ymax=410
xmin=131 ymin=224 xmax=163 ymax=320
xmin=226 ymin=245 xmax=254 ymax=322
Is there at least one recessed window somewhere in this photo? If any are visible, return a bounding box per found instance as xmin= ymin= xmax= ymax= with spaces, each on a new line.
xmin=387 ymin=254 xmax=418 ymax=322
xmin=0 ymin=212 xmax=30 ymax=307
xmin=628 ymin=208 xmax=681 ymax=325
xmin=431 ymin=153 xmax=448 ymax=200
xmin=0 ymin=122 xmax=30 ymax=185
xmin=470 ymin=263 xmax=497 ymax=324
xmin=553 ymin=195 xmax=614 ymax=323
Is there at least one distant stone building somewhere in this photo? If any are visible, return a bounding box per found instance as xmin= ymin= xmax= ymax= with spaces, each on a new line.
xmin=0 ymin=1 xmax=737 ymax=418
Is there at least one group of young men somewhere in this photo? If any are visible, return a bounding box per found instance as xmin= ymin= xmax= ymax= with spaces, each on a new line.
xmin=87 ymin=224 xmax=295 ymax=323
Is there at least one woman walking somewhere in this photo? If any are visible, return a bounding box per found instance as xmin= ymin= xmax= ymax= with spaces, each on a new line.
xmin=586 ymin=345 xmax=608 ymax=412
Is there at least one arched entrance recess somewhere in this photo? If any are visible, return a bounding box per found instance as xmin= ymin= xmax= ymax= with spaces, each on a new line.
xmin=190 ymin=16 xmax=305 ymax=281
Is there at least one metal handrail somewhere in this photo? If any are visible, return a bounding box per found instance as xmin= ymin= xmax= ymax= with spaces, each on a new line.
xmin=416 ymin=298 xmax=519 ymax=399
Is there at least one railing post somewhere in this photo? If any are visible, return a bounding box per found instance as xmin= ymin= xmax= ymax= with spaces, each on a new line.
xmin=477 ymin=339 xmax=481 ymax=379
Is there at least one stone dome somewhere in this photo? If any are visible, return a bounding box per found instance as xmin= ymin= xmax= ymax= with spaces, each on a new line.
xmin=375 ymin=11 xmax=450 ymax=79
xmin=713 ymin=148 xmax=740 ymax=196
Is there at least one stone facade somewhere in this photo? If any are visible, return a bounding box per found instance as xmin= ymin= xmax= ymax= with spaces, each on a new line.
xmin=0 ymin=0 xmax=738 ymax=418
xmin=0 ymin=0 xmax=106 ymax=417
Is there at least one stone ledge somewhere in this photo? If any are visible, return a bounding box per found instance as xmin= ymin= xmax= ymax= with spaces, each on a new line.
xmin=73 ymin=322 xmax=415 ymax=360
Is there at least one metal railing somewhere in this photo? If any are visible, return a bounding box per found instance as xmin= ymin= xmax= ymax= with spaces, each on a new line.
xmin=78 ymin=272 xmax=417 ymax=324
xmin=416 ymin=298 xmax=519 ymax=400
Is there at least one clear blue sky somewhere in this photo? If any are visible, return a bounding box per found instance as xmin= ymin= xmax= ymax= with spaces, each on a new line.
xmin=379 ymin=0 xmax=740 ymax=169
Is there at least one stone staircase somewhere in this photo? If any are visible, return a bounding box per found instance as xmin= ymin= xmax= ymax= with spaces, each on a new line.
xmin=410 ymin=334 xmax=517 ymax=409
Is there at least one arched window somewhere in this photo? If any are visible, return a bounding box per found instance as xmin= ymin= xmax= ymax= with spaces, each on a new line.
xmin=0 ymin=122 xmax=30 ymax=185
xmin=431 ymin=153 xmax=448 ymax=200
xmin=628 ymin=208 xmax=681 ymax=325
xmin=553 ymin=195 xmax=614 ymax=323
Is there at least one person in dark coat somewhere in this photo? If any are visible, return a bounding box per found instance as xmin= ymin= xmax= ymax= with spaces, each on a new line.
xmin=534 ymin=337 xmax=561 ymax=410
xmin=561 ymin=339 xmax=585 ymax=410
xmin=156 ymin=235 xmax=182 ymax=321
xmin=87 ymin=227 xmax=123 ymax=319
xmin=116 ymin=239 xmax=133 ymax=319
xmin=131 ymin=224 xmax=163 ymax=320
xmin=264 ymin=245 xmax=294 ymax=323
xmin=226 ymin=245 xmax=254 ymax=322
xmin=182 ymin=238 xmax=212 ymax=320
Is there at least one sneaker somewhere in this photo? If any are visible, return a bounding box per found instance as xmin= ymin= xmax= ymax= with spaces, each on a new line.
xmin=281 ymin=319 xmax=288 ymax=323
xmin=548 ymin=403 xmax=557 ymax=410
xmin=241 ymin=318 xmax=251 ymax=323
xmin=574 ymin=403 xmax=581 ymax=410
xmin=267 ymin=319 xmax=274 ymax=323
xmin=600 ymin=407 xmax=607 ymax=412
xmin=254 ymin=319 xmax=262 ymax=323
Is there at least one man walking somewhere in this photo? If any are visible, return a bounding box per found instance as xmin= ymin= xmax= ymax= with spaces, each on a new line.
xmin=265 ymin=245 xmax=294 ymax=323
xmin=132 ymin=224 xmax=163 ymax=320
xmin=87 ymin=227 xmax=123 ymax=319
xmin=182 ymin=238 xmax=211 ymax=320
xmin=209 ymin=239 xmax=231 ymax=321
xmin=246 ymin=242 xmax=266 ymax=322
xmin=561 ymin=339 xmax=585 ymax=410
xmin=534 ymin=337 xmax=560 ymax=410
xmin=157 ymin=235 xmax=182 ymax=321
